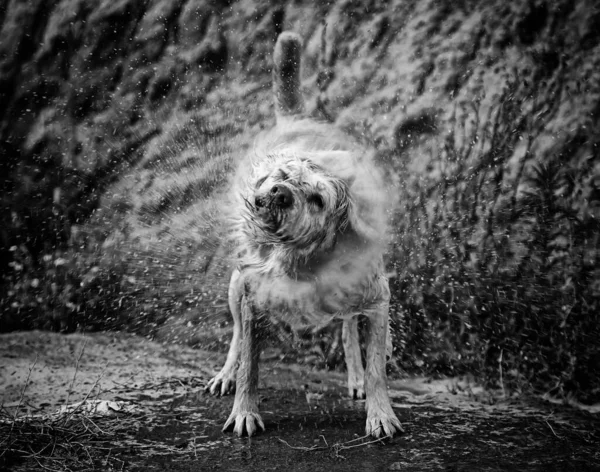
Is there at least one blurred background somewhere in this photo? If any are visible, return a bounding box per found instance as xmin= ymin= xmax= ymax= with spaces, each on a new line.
xmin=0 ymin=0 xmax=599 ymax=404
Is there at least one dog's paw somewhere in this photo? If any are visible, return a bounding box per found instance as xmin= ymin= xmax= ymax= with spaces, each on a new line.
xmin=223 ymin=410 xmax=265 ymax=437
xmin=365 ymin=407 xmax=403 ymax=438
xmin=348 ymin=381 xmax=365 ymax=400
xmin=206 ymin=370 xmax=236 ymax=396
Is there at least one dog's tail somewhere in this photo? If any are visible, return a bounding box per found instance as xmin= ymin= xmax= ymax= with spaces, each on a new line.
xmin=273 ymin=32 xmax=304 ymax=119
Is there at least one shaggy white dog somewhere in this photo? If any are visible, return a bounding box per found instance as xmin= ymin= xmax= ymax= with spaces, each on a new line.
xmin=206 ymin=31 xmax=402 ymax=439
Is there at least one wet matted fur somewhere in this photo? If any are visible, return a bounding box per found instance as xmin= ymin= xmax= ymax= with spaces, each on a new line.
xmin=206 ymin=32 xmax=402 ymax=438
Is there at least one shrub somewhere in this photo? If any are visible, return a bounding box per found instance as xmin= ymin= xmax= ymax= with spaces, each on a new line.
xmin=390 ymin=71 xmax=600 ymax=400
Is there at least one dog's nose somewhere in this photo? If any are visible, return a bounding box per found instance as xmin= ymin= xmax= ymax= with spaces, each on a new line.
xmin=270 ymin=184 xmax=293 ymax=208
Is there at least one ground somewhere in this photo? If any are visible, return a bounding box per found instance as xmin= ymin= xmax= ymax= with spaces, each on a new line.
xmin=1 ymin=331 xmax=599 ymax=471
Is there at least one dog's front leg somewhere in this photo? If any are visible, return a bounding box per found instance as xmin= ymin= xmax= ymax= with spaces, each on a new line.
xmin=364 ymin=280 xmax=403 ymax=438
xmin=342 ymin=317 xmax=365 ymax=399
xmin=207 ymin=269 xmax=243 ymax=395
xmin=223 ymin=290 xmax=265 ymax=437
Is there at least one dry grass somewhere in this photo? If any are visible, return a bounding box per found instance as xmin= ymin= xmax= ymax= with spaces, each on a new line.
xmin=0 ymin=407 xmax=117 ymax=471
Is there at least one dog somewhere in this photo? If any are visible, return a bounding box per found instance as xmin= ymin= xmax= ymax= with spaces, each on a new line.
xmin=206 ymin=31 xmax=402 ymax=439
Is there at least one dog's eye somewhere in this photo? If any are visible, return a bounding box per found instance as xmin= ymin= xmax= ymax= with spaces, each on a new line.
xmin=307 ymin=194 xmax=324 ymax=209
xmin=279 ymin=170 xmax=289 ymax=180
xmin=255 ymin=175 xmax=268 ymax=189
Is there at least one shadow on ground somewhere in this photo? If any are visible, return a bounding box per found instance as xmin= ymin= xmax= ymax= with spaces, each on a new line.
xmin=1 ymin=332 xmax=599 ymax=471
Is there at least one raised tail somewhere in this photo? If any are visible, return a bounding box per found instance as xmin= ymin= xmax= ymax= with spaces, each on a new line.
xmin=273 ymin=32 xmax=304 ymax=119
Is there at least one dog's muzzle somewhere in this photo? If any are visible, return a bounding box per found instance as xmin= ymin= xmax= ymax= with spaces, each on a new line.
xmin=253 ymin=184 xmax=294 ymax=231
xmin=254 ymin=184 xmax=294 ymax=210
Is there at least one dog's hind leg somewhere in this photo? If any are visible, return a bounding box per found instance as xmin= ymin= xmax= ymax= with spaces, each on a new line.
xmin=273 ymin=32 xmax=305 ymax=119
xmin=363 ymin=277 xmax=403 ymax=438
xmin=342 ymin=317 xmax=365 ymax=399
xmin=223 ymin=285 xmax=265 ymax=437
xmin=206 ymin=269 xmax=243 ymax=395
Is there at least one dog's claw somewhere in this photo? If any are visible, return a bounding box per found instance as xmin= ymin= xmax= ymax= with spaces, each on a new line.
xmin=365 ymin=408 xmax=403 ymax=438
xmin=206 ymin=371 xmax=236 ymax=396
xmin=347 ymin=369 xmax=365 ymax=400
xmin=223 ymin=411 xmax=265 ymax=437
xmin=349 ymin=384 xmax=366 ymax=400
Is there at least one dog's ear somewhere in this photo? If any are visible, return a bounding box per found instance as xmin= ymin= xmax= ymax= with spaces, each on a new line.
xmin=316 ymin=155 xmax=387 ymax=245
xmin=345 ymin=178 xmax=389 ymax=245
xmin=309 ymin=150 xmax=356 ymax=182
xmin=273 ymin=32 xmax=304 ymax=119
xmin=330 ymin=156 xmax=390 ymax=246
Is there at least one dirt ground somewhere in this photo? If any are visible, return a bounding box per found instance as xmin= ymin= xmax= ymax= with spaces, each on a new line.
xmin=1 ymin=331 xmax=599 ymax=471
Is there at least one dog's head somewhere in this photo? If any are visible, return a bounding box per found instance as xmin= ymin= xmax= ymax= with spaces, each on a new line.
xmin=242 ymin=153 xmax=351 ymax=256
xmin=233 ymin=31 xmax=391 ymax=268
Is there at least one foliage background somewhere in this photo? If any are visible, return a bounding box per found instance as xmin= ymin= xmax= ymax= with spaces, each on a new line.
xmin=1 ymin=0 xmax=599 ymax=402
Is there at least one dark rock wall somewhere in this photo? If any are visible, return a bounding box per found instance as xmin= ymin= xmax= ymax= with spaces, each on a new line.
xmin=2 ymin=1 xmax=599 ymax=245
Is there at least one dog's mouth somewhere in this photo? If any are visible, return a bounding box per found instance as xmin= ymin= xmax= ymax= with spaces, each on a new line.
xmin=251 ymin=184 xmax=294 ymax=232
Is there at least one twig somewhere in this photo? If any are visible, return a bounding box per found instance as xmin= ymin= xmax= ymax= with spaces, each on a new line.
xmin=335 ymin=430 xmax=376 ymax=445
xmin=82 ymin=415 xmax=108 ymax=435
xmin=14 ymin=354 xmax=39 ymax=420
xmin=65 ymin=339 xmax=87 ymax=408
xmin=277 ymin=438 xmax=323 ymax=451
xmin=192 ymin=433 xmax=198 ymax=460
xmin=61 ymin=365 xmax=107 ymax=423
xmin=21 ymin=401 xmax=44 ymax=412
xmin=278 ymin=428 xmax=390 ymax=455
xmin=498 ymin=349 xmax=505 ymax=398
xmin=79 ymin=366 xmax=108 ymax=405
xmin=545 ymin=419 xmax=562 ymax=439
xmin=29 ymin=453 xmax=63 ymax=472
xmin=335 ymin=435 xmax=387 ymax=451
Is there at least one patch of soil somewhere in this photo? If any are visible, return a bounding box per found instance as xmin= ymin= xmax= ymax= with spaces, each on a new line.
xmin=1 ymin=331 xmax=599 ymax=471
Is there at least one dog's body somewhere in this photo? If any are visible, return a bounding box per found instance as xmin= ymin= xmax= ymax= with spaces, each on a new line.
xmin=206 ymin=32 xmax=402 ymax=438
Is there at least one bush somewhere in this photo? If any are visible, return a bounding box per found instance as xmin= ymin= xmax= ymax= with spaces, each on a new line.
xmin=390 ymin=71 xmax=600 ymax=401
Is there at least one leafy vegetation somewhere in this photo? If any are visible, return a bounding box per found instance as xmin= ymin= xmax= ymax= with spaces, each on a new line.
xmin=389 ymin=71 xmax=600 ymax=402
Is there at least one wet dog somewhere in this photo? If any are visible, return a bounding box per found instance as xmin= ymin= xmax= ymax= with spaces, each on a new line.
xmin=206 ymin=32 xmax=402 ymax=438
